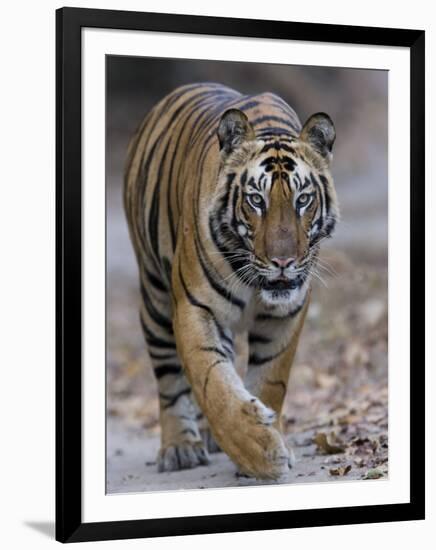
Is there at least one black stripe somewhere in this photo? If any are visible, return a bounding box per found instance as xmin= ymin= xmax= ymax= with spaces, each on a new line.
xmin=240 ymin=169 xmax=248 ymax=185
xmin=194 ymin=234 xmax=246 ymax=310
xmin=310 ymin=173 xmax=327 ymax=236
xmin=148 ymin=139 xmax=171 ymax=267
xmin=142 ymin=86 xmax=227 ymax=186
xmin=140 ymin=315 xmax=176 ymax=349
xmin=178 ymin=263 xmax=233 ymax=350
xmin=178 ymin=262 xmax=215 ymax=318
xmin=160 ymin=91 xmax=226 ymax=249
xmin=167 ymin=89 xmax=226 ymax=129
xmin=256 ymin=127 xmax=295 ymax=137
xmin=140 ymin=283 xmax=173 ymax=333
xmin=189 ymin=92 xmax=244 ymax=149
xmin=154 ymin=364 xmax=182 ymax=379
xmin=222 ymin=345 xmax=234 ymax=358
xmin=188 ymin=91 xmax=237 ymax=144
xmin=200 ymin=346 xmax=228 ymax=359
xmin=252 ymin=114 xmax=297 ymax=129
xmin=124 ymin=110 xmax=152 ymax=183
xmin=145 ymin=268 xmax=167 ymax=292
xmin=192 ymin=93 xmax=257 ymax=150
xmin=166 ymin=139 xmax=177 ymax=251
xmin=173 ymin=91 xmax=238 ymax=196
xmin=203 ymin=359 xmax=226 ymax=398
xmin=220 ymin=331 xmax=233 ymax=348
xmin=300 ymin=175 xmax=312 ymax=191
xmin=160 ymin=387 xmax=192 ymax=409
xmin=178 ymin=414 xmax=196 ymax=421
xmin=249 ymin=347 xmax=286 ymax=366
xmin=248 ymin=333 xmax=272 ymax=344
xmin=136 ymin=137 xmax=162 ymax=273
xmin=149 ymin=351 xmax=177 ymax=360
xmin=185 ymin=89 xmax=250 ymax=156
xmin=162 ymin=257 xmax=173 ymax=288
xmin=221 ymin=173 xmax=236 ymax=210
xmin=319 ymin=174 xmax=332 ymax=215
xmin=256 ymin=299 xmax=306 ymax=321
xmin=260 ymin=156 xmax=278 ymax=167
xmin=268 ymin=96 xmax=300 ymax=122
xmin=230 ymin=185 xmax=240 ymax=231
xmin=238 ymin=100 xmax=260 ymax=112
xmin=260 ymin=142 xmax=296 ymax=154
xmin=281 ymin=156 xmax=297 ymax=171
xmin=166 ymin=83 xmax=223 ymax=110
xmin=180 ymin=428 xmax=197 ymax=437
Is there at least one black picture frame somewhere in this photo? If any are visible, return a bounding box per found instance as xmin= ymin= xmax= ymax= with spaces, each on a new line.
xmin=56 ymin=7 xmax=425 ymax=543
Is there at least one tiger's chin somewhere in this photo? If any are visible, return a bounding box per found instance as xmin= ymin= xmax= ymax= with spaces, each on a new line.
xmin=260 ymin=288 xmax=300 ymax=307
xmin=260 ymin=288 xmax=292 ymax=305
xmin=259 ymin=277 xmax=310 ymax=308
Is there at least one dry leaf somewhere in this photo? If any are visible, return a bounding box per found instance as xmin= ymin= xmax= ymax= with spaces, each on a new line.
xmin=337 ymin=414 xmax=361 ymax=425
xmin=315 ymin=372 xmax=337 ymax=389
xmin=343 ymin=340 xmax=370 ymax=367
xmin=351 ymin=437 xmax=370 ymax=446
xmin=329 ymin=465 xmax=352 ymax=476
xmin=314 ymin=432 xmax=345 ymax=454
xmin=365 ymin=413 xmax=386 ymax=424
xmin=324 ymin=456 xmax=342 ymax=465
xmin=364 ymin=468 xmax=384 ymax=479
xmin=379 ymin=434 xmax=388 ymax=448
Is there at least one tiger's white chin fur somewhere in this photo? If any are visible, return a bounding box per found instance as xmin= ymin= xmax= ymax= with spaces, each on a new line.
xmin=259 ymin=278 xmax=310 ymax=308
xmin=260 ymin=288 xmax=294 ymax=306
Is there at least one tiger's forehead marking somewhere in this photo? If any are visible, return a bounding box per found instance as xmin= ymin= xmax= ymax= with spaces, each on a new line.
xmin=242 ymin=143 xmax=317 ymax=197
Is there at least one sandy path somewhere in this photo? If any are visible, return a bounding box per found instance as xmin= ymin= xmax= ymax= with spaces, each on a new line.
xmin=106 ymin=418 xmax=380 ymax=493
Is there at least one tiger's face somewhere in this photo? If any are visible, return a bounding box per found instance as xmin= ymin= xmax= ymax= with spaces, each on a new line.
xmin=212 ymin=109 xmax=339 ymax=307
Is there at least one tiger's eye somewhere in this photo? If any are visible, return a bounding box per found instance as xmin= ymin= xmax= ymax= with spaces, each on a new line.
xmin=297 ymin=193 xmax=310 ymax=207
xmin=250 ymin=194 xmax=264 ymax=207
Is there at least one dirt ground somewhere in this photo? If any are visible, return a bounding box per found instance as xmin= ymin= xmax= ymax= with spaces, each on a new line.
xmin=107 ymin=246 xmax=388 ymax=493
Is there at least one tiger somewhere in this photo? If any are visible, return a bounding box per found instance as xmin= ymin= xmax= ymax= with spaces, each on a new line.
xmin=124 ymin=82 xmax=339 ymax=480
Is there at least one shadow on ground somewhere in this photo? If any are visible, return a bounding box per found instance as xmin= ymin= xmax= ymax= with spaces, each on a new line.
xmin=24 ymin=522 xmax=54 ymax=539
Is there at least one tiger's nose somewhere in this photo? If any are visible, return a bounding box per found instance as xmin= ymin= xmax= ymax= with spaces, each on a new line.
xmin=271 ymin=256 xmax=295 ymax=268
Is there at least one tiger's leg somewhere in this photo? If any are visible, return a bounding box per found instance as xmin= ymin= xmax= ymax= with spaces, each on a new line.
xmin=244 ymin=302 xmax=310 ymax=467
xmin=138 ymin=275 xmax=209 ymax=472
xmin=173 ymin=301 xmax=290 ymax=480
xmin=197 ymin=330 xmax=247 ymax=453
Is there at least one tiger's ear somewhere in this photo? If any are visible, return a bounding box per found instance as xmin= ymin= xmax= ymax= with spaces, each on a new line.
xmin=217 ymin=109 xmax=255 ymax=154
xmin=300 ymin=113 xmax=335 ymax=162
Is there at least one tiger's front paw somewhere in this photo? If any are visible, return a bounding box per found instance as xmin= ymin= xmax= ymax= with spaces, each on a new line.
xmin=157 ymin=440 xmax=210 ymax=472
xmin=241 ymin=397 xmax=277 ymax=425
xmin=213 ymin=397 xmax=290 ymax=480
